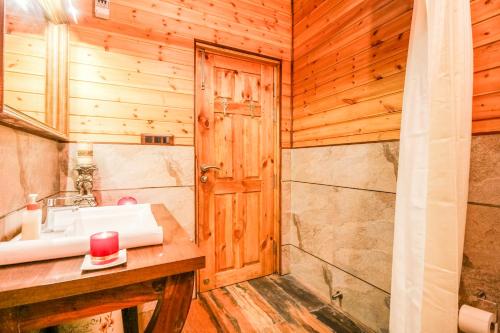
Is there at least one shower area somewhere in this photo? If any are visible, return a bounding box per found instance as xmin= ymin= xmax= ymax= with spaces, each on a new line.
xmin=282 ymin=0 xmax=500 ymax=331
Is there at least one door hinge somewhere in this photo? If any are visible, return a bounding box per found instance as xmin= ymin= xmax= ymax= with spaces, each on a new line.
xmin=200 ymin=49 xmax=206 ymax=90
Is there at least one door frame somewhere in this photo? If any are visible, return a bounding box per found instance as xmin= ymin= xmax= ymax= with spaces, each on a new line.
xmin=193 ymin=40 xmax=282 ymax=292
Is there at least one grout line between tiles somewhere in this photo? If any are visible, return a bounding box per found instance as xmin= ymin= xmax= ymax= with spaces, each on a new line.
xmin=59 ymin=185 xmax=194 ymax=192
xmin=0 ymin=191 xmax=60 ymax=220
xmin=289 ymin=180 xmax=397 ymax=195
xmin=282 ymin=243 xmax=390 ymax=295
xmin=287 ymin=181 xmax=499 ymax=208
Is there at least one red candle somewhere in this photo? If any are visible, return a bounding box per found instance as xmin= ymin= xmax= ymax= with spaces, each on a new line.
xmin=90 ymin=231 xmax=119 ymax=265
xmin=117 ymin=196 xmax=137 ymax=205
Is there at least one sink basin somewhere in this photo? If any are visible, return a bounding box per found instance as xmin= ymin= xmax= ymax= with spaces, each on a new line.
xmin=47 ymin=203 xmax=158 ymax=236
xmin=0 ymin=204 xmax=163 ymax=266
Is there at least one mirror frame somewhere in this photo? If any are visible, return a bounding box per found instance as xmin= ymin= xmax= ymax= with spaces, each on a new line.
xmin=0 ymin=0 xmax=69 ymax=141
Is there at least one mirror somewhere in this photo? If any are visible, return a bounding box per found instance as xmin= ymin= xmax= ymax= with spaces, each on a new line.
xmin=1 ymin=0 xmax=191 ymax=144
xmin=2 ymin=0 xmax=68 ymax=139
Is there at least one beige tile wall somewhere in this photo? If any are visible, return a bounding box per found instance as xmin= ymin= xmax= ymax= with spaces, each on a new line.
xmin=460 ymin=135 xmax=500 ymax=306
xmin=281 ymin=149 xmax=291 ymax=274
xmin=284 ymin=141 xmax=397 ymax=332
xmin=59 ymin=143 xmax=195 ymax=239
xmin=0 ymin=125 xmax=60 ymax=240
xmin=282 ymin=134 xmax=500 ymax=332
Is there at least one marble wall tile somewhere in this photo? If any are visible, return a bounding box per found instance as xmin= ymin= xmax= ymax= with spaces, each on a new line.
xmin=289 ymin=246 xmax=390 ymax=332
xmin=281 ymin=244 xmax=291 ymax=274
xmin=60 ymin=143 xmax=194 ymax=191
xmin=281 ymin=181 xmax=292 ymax=245
xmin=0 ymin=125 xmax=59 ymax=219
xmin=0 ymin=209 xmax=24 ymax=241
xmin=460 ymin=203 xmax=500 ymax=305
xmin=468 ymin=134 xmax=500 ymax=206
xmin=290 ymin=182 xmax=395 ymax=292
xmin=291 ymin=141 xmax=399 ymax=193
xmin=0 ymin=193 xmax=66 ymax=241
xmin=281 ymin=148 xmax=291 ymax=181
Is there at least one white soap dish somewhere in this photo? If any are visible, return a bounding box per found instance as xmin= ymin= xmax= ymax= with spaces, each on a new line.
xmin=80 ymin=249 xmax=127 ymax=271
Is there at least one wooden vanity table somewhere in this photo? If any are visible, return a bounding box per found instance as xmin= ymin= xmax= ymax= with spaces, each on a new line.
xmin=0 ymin=204 xmax=205 ymax=333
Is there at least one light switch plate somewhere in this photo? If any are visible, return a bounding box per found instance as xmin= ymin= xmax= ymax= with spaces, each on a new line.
xmin=95 ymin=0 xmax=110 ymax=19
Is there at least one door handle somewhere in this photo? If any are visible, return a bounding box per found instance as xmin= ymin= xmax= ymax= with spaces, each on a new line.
xmin=200 ymin=164 xmax=221 ymax=183
xmin=200 ymin=164 xmax=221 ymax=173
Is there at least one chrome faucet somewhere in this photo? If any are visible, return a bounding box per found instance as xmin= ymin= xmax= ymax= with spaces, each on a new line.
xmin=45 ymin=196 xmax=80 ymax=232
xmin=46 ymin=196 xmax=80 ymax=208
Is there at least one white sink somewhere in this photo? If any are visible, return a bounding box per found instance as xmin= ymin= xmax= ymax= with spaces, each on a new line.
xmin=0 ymin=204 xmax=163 ymax=266
xmin=46 ymin=204 xmax=158 ymax=237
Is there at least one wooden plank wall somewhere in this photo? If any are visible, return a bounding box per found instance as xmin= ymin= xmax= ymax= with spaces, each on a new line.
xmin=471 ymin=0 xmax=500 ymax=133
xmin=3 ymin=3 xmax=47 ymax=123
xmin=292 ymin=0 xmax=500 ymax=148
xmin=67 ymin=0 xmax=292 ymax=147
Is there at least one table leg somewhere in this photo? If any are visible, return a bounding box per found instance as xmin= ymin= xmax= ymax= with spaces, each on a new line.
xmin=0 ymin=308 xmax=18 ymax=333
xmin=122 ymin=306 xmax=139 ymax=333
xmin=145 ymin=272 xmax=195 ymax=333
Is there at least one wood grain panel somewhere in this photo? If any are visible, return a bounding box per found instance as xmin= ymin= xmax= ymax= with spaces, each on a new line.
xmin=471 ymin=0 xmax=500 ymax=135
xmin=70 ymin=63 xmax=193 ymax=95
xmin=293 ymin=93 xmax=403 ymax=132
xmin=69 ymin=98 xmax=193 ymax=123
xmin=3 ymin=33 xmax=46 ymax=57
xmin=4 ymin=53 xmax=46 ymax=75
xmin=215 ymin=114 xmax=234 ymax=179
xmin=70 ymin=44 xmax=193 ymax=80
xmin=184 ymin=275 xmax=370 ymax=333
xmin=215 ymin=194 xmax=235 ymax=272
xmin=68 ymin=132 xmax=193 ymax=145
xmin=473 ymin=92 xmax=500 ymax=120
xmin=67 ymin=0 xmax=291 ymax=146
xmin=69 ymin=115 xmax=193 ymax=137
xmin=3 ymin=91 xmax=45 ymax=112
xmin=69 ymin=81 xmax=193 ymax=108
xmin=4 ymin=31 xmax=47 ymax=120
xmin=197 ymin=52 xmax=276 ymax=291
xmin=292 ymin=0 xmax=500 ymax=147
xmin=243 ymin=192 xmax=260 ymax=265
xmin=471 ymin=0 xmax=500 ymax=24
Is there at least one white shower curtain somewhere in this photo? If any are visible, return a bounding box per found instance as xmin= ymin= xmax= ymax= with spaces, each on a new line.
xmin=390 ymin=0 xmax=473 ymax=332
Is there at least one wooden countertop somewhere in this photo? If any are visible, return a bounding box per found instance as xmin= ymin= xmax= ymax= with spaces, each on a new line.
xmin=0 ymin=204 xmax=205 ymax=309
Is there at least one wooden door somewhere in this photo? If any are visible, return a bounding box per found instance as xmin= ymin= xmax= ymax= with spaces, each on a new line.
xmin=195 ymin=48 xmax=277 ymax=292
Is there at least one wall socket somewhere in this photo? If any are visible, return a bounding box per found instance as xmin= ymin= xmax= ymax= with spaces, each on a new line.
xmin=141 ymin=134 xmax=174 ymax=146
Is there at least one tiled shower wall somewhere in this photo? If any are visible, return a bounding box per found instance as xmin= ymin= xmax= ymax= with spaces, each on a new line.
xmin=59 ymin=144 xmax=195 ymax=239
xmin=460 ymin=135 xmax=500 ymax=307
xmin=281 ymin=134 xmax=500 ymax=332
xmin=281 ymin=142 xmax=398 ymax=331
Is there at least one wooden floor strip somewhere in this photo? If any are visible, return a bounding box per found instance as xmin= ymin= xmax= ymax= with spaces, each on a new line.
xmin=268 ymin=275 xmax=367 ymax=333
xmin=183 ymin=274 xmax=373 ymax=333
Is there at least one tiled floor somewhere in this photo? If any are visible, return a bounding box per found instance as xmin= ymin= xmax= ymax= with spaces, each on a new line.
xmin=183 ymin=274 xmax=372 ymax=333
